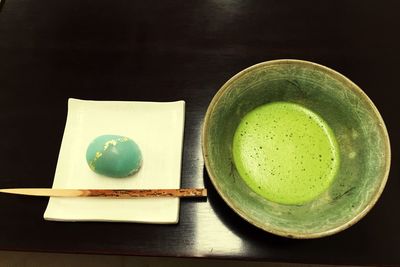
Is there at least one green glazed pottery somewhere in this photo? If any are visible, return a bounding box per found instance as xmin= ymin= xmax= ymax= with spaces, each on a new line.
xmin=202 ymin=59 xmax=391 ymax=238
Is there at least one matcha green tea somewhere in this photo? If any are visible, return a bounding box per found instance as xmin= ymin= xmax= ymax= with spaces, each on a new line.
xmin=232 ymin=102 xmax=339 ymax=205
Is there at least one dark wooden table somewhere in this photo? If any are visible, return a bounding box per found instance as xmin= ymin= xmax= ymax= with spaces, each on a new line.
xmin=0 ymin=0 xmax=399 ymax=265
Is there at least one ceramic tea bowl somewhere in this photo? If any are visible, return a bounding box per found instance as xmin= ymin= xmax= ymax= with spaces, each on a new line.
xmin=202 ymin=59 xmax=390 ymax=238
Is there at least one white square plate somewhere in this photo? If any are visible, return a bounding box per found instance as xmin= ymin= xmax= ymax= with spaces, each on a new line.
xmin=44 ymin=98 xmax=185 ymax=223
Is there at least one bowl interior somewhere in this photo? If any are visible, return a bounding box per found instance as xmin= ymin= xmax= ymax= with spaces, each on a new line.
xmin=203 ymin=60 xmax=390 ymax=238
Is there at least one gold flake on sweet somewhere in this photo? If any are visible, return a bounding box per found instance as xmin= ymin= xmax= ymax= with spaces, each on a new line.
xmin=89 ymin=151 xmax=103 ymax=171
xmin=103 ymin=139 xmax=117 ymax=151
xmin=119 ymin=137 xmax=129 ymax=142
xmin=95 ymin=151 xmax=103 ymax=159
xmin=89 ymin=161 xmax=96 ymax=171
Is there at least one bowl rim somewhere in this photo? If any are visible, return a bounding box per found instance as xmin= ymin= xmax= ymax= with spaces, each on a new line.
xmin=201 ymin=59 xmax=391 ymax=239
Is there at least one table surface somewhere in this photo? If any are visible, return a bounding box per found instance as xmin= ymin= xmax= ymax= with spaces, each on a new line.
xmin=0 ymin=0 xmax=399 ymax=265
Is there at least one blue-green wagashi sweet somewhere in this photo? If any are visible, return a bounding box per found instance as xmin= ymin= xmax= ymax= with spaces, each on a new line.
xmin=86 ymin=135 xmax=142 ymax=178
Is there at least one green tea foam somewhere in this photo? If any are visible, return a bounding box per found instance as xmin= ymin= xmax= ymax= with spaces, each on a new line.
xmin=232 ymin=102 xmax=339 ymax=205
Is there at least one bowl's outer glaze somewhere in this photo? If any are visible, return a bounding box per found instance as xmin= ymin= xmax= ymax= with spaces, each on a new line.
xmin=202 ymin=59 xmax=391 ymax=238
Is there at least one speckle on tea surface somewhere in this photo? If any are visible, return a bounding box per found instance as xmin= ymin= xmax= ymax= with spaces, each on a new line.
xmin=232 ymin=102 xmax=340 ymax=205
